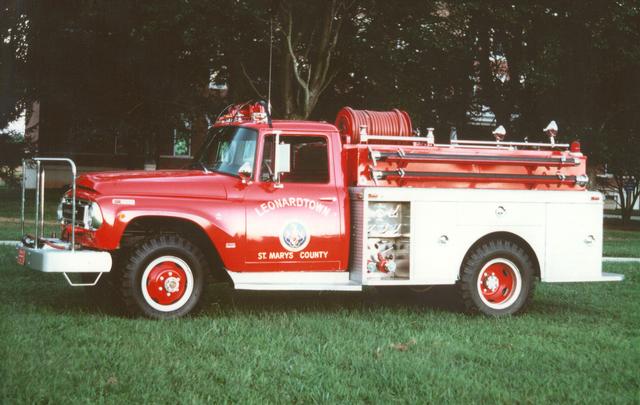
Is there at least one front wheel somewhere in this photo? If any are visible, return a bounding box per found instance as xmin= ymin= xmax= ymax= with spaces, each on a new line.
xmin=120 ymin=235 xmax=206 ymax=319
xmin=459 ymin=239 xmax=535 ymax=316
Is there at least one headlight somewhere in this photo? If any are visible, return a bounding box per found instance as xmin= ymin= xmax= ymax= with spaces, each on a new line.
xmin=88 ymin=202 xmax=103 ymax=230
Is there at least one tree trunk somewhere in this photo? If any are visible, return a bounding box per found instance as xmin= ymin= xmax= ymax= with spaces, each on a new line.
xmin=279 ymin=0 xmax=346 ymax=119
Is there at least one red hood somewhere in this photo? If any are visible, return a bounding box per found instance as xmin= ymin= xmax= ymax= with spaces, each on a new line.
xmin=76 ymin=170 xmax=230 ymax=199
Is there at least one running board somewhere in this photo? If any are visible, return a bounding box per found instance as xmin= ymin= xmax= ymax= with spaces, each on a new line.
xmin=234 ymin=281 xmax=362 ymax=291
xmin=226 ymin=270 xmax=362 ymax=291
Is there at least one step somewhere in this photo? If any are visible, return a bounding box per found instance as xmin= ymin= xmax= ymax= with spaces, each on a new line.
xmin=233 ymin=281 xmax=362 ymax=291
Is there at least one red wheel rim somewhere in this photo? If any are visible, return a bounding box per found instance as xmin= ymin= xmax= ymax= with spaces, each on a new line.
xmin=145 ymin=260 xmax=188 ymax=306
xmin=477 ymin=259 xmax=520 ymax=307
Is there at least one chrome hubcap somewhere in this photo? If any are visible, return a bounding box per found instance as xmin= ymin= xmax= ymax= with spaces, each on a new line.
xmin=484 ymin=274 xmax=499 ymax=292
xmin=164 ymin=277 xmax=180 ymax=293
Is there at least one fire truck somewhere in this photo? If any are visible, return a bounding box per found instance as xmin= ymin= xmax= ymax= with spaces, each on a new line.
xmin=16 ymin=101 xmax=623 ymax=319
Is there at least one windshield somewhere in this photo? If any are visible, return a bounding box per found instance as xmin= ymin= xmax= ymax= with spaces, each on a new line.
xmin=194 ymin=126 xmax=258 ymax=176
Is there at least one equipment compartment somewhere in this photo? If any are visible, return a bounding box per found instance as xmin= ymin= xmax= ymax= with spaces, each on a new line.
xmin=365 ymin=202 xmax=410 ymax=280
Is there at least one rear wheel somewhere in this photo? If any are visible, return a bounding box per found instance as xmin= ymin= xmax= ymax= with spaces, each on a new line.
xmin=459 ymin=239 xmax=535 ymax=316
xmin=120 ymin=235 xmax=206 ymax=319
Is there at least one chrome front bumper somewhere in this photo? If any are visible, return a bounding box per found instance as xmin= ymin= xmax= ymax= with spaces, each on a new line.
xmin=16 ymin=241 xmax=112 ymax=274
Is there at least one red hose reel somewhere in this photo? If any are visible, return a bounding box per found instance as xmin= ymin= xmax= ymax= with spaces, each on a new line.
xmin=335 ymin=107 xmax=413 ymax=144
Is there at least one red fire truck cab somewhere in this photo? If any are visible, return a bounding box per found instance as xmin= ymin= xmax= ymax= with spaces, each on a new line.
xmin=17 ymin=102 xmax=623 ymax=319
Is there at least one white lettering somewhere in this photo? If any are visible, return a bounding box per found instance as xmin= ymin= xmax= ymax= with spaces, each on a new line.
xmin=254 ymin=197 xmax=333 ymax=217
xmin=298 ymin=251 xmax=329 ymax=259
xmin=268 ymin=251 xmax=294 ymax=260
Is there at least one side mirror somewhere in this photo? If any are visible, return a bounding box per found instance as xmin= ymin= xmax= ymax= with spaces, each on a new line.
xmin=271 ymin=132 xmax=290 ymax=189
xmin=275 ymin=142 xmax=290 ymax=174
xmin=238 ymin=162 xmax=253 ymax=185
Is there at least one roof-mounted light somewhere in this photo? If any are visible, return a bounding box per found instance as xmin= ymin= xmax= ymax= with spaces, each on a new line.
xmin=215 ymin=101 xmax=269 ymax=125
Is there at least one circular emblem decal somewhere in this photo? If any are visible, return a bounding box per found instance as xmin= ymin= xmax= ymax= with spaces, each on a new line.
xmin=279 ymin=221 xmax=310 ymax=252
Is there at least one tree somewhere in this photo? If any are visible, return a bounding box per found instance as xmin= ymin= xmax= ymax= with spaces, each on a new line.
xmin=0 ymin=0 xmax=30 ymax=129
xmin=276 ymin=0 xmax=355 ymax=119
xmin=0 ymin=130 xmax=28 ymax=187
xmin=2 ymin=0 xmax=639 ymax=199
xmin=2 ymin=1 xmax=230 ymax=164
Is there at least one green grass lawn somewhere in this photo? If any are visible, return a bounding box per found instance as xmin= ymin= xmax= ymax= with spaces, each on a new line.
xmin=604 ymin=229 xmax=640 ymax=258
xmin=0 ymin=246 xmax=638 ymax=403
xmin=0 ymin=187 xmax=62 ymax=219
xmin=0 ymin=187 xmax=67 ymax=241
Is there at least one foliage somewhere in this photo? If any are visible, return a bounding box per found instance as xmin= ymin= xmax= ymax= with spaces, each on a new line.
xmin=0 ymin=131 xmax=28 ymax=188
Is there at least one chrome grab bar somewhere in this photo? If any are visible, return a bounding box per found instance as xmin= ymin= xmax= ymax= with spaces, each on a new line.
xmin=451 ymin=139 xmax=570 ymax=149
xmin=360 ymin=134 xmax=570 ymax=150
xmin=21 ymin=158 xmax=77 ymax=251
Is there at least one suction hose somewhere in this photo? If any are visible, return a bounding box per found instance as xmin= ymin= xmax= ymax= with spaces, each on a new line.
xmin=335 ymin=107 xmax=412 ymax=143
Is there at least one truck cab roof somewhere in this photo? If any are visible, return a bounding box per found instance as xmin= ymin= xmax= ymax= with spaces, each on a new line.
xmin=218 ymin=120 xmax=339 ymax=133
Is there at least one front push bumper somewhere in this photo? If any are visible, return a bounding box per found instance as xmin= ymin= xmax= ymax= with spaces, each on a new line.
xmin=16 ymin=240 xmax=112 ymax=286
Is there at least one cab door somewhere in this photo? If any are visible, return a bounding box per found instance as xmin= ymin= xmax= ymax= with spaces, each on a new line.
xmin=243 ymin=132 xmax=343 ymax=271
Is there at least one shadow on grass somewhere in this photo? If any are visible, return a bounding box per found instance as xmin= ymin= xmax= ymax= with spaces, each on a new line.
xmin=604 ymin=217 xmax=640 ymax=231
xmin=210 ymin=284 xmax=465 ymax=315
xmin=14 ymin=273 xmax=465 ymax=318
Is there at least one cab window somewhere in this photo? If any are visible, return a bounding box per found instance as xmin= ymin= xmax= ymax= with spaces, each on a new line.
xmin=260 ymin=135 xmax=329 ymax=183
xmin=196 ymin=126 xmax=257 ymax=176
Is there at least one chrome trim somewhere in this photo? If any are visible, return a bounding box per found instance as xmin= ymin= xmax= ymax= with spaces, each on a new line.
xmin=17 ymin=242 xmax=112 ymax=274
xmin=34 ymin=160 xmax=40 ymax=247
xmin=452 ymin=139 xmax=570 ymax=149
xmin=21 ymin=158 xmax=77 ymax=250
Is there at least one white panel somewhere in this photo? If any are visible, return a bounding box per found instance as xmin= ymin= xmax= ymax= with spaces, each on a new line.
xmin=411 ymin=202 xmax=460 ymax=284
xmin=544 ymin=202 xmax=603 ymax=282
xmin=457 ymin=202 xmax=545 ymax=226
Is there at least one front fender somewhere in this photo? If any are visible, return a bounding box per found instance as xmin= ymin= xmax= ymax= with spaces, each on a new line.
xmin=91 ymin=196 xmax=245 ymax=270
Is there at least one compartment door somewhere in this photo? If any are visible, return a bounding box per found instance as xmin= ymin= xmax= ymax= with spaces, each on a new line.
xmin=411 ymin=202 xmax=460 ymax=284
xmin=544 ymin=202 xmax=603 ymax=282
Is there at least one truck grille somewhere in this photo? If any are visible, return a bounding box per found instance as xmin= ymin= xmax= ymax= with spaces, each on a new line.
xmin=61 ymin=198 xmax=90 ymax=228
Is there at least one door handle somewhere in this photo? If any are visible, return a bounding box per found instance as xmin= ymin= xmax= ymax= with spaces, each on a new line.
xmin=319 ymin=197 xmax=337 ymax=202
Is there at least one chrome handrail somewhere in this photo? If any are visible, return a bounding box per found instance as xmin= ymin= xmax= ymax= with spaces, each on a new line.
xmin=451 ymin=139 xmax=570 ymax=149
xmin=360 ymin=134 xmax=569 ymax=150
xmin=21 ymin=158 xmax=77 ymax=251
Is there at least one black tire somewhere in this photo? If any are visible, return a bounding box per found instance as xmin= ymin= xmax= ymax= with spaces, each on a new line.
xmin=119 ymin=234 xmax=206 ymax=319
xmin=459 ymin=239 xmax=536 ymax=316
